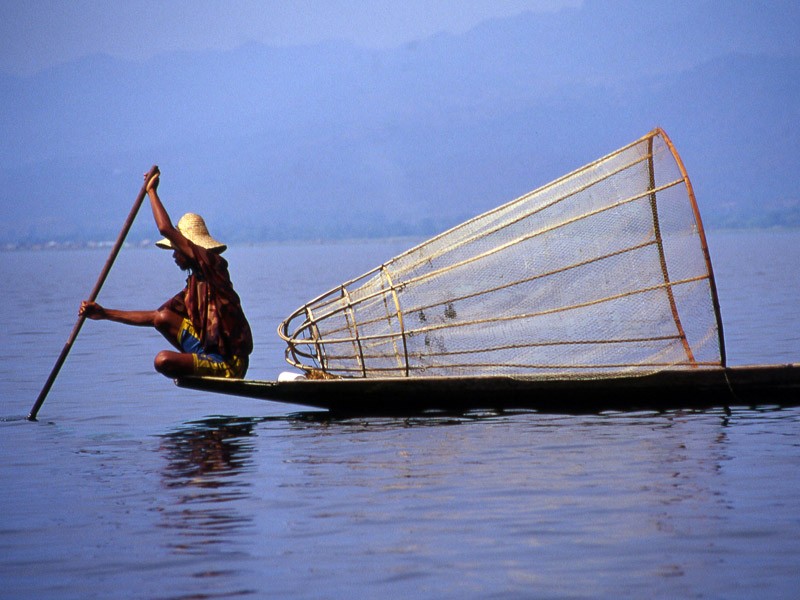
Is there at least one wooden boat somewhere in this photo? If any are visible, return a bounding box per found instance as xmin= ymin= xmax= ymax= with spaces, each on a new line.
xmin=177 ymin=129 xmax=799 ymax=414
xmin=176 ymin=364 xmax=800 ymax=414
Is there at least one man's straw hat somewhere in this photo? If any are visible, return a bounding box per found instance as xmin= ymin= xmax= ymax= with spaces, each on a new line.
xmin=156 ymin=213 xmax=227 ymax=253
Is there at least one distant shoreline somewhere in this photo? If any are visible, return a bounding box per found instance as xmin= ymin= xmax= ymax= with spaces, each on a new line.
xmin=0 ymin=235 xmax=429 ymax=252
xmin=3 ymin=228 xmax=798 ymax=252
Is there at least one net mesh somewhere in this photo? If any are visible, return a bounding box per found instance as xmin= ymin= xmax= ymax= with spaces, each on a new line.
xmin=279 ymin=128 xmax=725 ymax=379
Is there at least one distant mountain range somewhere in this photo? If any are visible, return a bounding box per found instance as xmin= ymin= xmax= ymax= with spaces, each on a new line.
xmin=2 ymin=0 xmax=799 ymax=245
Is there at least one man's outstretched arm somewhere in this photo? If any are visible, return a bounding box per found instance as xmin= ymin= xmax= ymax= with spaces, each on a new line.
xmin=80 ymin=301 xmax=158 ymax=327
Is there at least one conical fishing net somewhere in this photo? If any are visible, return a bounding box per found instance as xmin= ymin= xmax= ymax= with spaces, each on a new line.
xmin=280 ymin=128 xmax=726 ymax=378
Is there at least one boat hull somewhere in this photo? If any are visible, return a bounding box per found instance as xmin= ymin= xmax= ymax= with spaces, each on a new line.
xmin=176 ymin=364 xmax=800 ymax=414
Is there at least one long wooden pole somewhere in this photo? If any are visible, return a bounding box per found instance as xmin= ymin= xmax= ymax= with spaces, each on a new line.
xmin=28 ymin=165 xmax=160 ymax=421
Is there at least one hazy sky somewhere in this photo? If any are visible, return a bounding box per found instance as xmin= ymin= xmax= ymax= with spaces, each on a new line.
xmin=1 ymin=0 xmax=581 ymax=75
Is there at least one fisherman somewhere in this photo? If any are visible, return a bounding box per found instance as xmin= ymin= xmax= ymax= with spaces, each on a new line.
xmin=79 ymin=170 xmax=253 ymax=379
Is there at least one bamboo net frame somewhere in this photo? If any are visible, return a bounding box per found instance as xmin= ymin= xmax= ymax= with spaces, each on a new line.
xmin=279 ymin=128 xmax=726 ymax=379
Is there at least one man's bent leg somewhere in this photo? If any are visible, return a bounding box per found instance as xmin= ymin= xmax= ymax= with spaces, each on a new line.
xmin=154 ymin=350 xmax=196 ymax=377
xmin=153 ymin=316 xmax=245 ymax=379
xmin=153 ymin=350 xmax=244 ymax=378
xmin=153 ymin=309 xmax=185 ymax=351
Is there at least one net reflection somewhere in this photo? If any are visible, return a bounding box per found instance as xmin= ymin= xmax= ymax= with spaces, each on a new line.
xmin=157 ymin=416 xmax=264 ymax=556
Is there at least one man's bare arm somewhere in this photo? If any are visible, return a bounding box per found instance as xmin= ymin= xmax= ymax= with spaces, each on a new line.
xmin=145 ymin=171 xmax=195 ymax=261
xmin=80 ymin=301 xmax=158 ymax=327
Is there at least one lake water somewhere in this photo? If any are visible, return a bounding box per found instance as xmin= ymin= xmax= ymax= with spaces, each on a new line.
xmin=1 ymin=230 xmax=799 ymax=599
